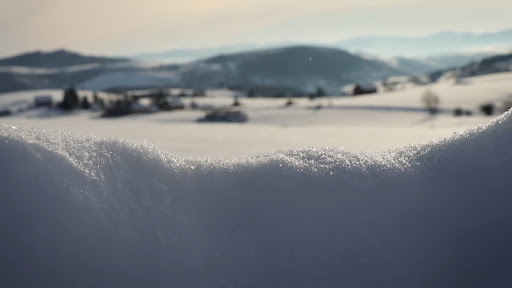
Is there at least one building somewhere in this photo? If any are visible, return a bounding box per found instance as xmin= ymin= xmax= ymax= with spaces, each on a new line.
xmin=34 ymin=95 xmax=53 ymax=107
xmin=353 ymin=84 xmax=377 ymax=96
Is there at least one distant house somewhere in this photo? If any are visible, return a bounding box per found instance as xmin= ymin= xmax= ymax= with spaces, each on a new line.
xmin=34 ymin=95 xmax=53 ymax=107
xmin=161 ymin=97 xmax=185 ymax=111
xmin=197 ymin=109 xmax=248 ymax=123
xmin=353 ymin=84 xmax=377 ymax=96
xmin=381 ymin=76 xmax=410 ymax=92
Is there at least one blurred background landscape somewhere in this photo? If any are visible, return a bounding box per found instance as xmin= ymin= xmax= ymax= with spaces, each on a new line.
xmin=1 ymin=0 xmax=512 ymax=157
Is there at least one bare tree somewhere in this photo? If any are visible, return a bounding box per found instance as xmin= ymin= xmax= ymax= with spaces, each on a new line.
xmin=422 ymin=89 xmax=440 ymax=115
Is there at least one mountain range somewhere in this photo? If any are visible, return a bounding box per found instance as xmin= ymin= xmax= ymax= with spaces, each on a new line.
xmin=0 ymin=47 xmax=411 ymax=93
xmin=338 ymin=29 xmax=512 ymax=58
xmin=129 ymin=29 xmax=512 ymax=67
xmin=1 ymin=39 xmax=511 ymax=94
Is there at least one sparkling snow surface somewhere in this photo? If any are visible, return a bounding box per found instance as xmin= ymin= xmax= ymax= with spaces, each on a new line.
xmin=1 ymin=107 xmax=512 ymax=287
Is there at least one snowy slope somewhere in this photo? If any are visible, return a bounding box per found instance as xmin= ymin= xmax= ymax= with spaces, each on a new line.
xmin=1 ymin=109 xmax=512 ymax=287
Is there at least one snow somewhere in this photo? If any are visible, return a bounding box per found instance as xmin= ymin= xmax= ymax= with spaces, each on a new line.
xmin=1 ymin=105 xmax=512 ymax=287
xmin=2 ymin=72 xmax=512 ymax=158
xmin=1 ymin=72 xmax=512 ymax=286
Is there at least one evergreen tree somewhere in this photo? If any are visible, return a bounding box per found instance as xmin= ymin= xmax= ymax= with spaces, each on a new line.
xmin=81 ymin=97 xmax=91 ymax=110
xmin=61 ymin=87 xmax=79 ymax=110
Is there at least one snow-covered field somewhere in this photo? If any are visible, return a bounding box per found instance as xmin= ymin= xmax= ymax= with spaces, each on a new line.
xmin=2 ymin=72 xmax=512 ymax=158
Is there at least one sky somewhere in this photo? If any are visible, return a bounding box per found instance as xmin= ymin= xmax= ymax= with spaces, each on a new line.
xmin=1 ymin=0 xmax=511 ymax=57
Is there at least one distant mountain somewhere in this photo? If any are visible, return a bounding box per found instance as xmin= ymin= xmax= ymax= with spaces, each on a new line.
xmin=389 ymin=57 xmax=440 ymax=75
xmin=132 ymin=29 xmax=512 ymax=67
xmin=456 ymin=53 xmax=512 ymax=77
xmin=339 ymin=29 xmax=512 ymax=58
xmin=131 ymin=44 xmax=260 ymax=63
xmin=175 ymin=46 xmax=408 ymax=94
xmin=0 ymin=46 xmax=410 ymax=93
xmin=0 ymin=66 xmax=134 ymax=93
xmin=357 ymin=53 xmax=438 ymax=75
xmin=424 ymin=53 xmax=497 ymax=70
xmin=0 ymin=49 xmax=130 ymax=68
xmin=0 ymin=50 xmax=139 ymax=92
xmin=429 ymin=52 xmax=512 ymax=82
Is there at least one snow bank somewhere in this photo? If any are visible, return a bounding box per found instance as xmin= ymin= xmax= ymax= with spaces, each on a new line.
xmin=1 ymin=111 xmax=512 ymax=287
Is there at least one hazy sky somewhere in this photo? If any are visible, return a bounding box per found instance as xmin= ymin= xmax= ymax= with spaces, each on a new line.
xmin=1 ymin=0 xmax=511 ymax=57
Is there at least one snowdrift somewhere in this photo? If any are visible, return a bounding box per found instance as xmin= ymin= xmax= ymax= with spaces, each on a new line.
xmin=1 ymin=111 xmax=512 ymax=288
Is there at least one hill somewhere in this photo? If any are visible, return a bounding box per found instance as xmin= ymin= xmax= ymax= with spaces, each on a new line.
xmin=424 ymin=53 xmax=497 ymax=70
xmin=358 ymin=53 xmax=439 ymax=75
xmin=0 ymin=50 xmax=141 ymax=92
xmin=0 ymin=66 xmax=136 ymax=93
xmin=458 ymin=53 xmax=512 ymax=77
xmin=429 ymin=52 xmax=512 ymax=81
xmin=0 ymin=49 xmax=129 ymax=68
xmin=176 ymin=46 xmax=408 ymax=93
